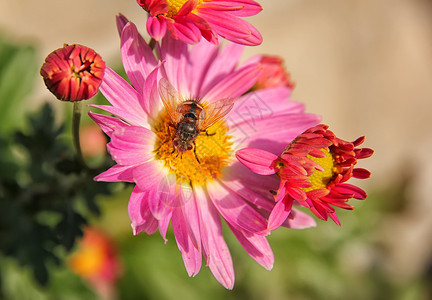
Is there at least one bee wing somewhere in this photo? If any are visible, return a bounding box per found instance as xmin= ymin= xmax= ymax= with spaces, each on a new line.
xmin=158 ymin=78 xmax=184 ymax=124
xmin=198 ymin=98 xmax=235 ymax=130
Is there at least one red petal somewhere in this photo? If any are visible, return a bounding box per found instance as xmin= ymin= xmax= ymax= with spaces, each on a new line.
xmin=352 ymin=168 xmax=371 ymax=179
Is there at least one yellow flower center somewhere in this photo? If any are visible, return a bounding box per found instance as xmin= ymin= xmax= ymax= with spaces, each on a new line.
xmin=152 ymin=112 xmax=232 ymax=186
xmin=165 ymin=0 xmax=204 ymax=17
xmin=302 ymin=149 xmax=337 ymax=192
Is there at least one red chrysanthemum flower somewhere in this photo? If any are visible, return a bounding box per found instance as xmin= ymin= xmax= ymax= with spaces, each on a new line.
xmin=40 ymin=44 xmax=105 ymax=102
xmin=253 ymin=55 xmax=295 ymax=90
xmin=137 ymin=0 xmax=263 ymax=45
xmin=236 ymin=124 xmax=374 ymax=230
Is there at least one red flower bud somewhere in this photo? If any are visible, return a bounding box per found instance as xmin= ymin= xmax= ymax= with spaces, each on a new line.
xmin=254 ymin=55 xmax=295 ymax=90
xmin=40 ymin=44 xmax=105 ymax=102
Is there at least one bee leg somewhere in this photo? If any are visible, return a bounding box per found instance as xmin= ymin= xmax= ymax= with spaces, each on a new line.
xmin=193 ymin=141 xmax=201 ymax=164
xmin=203 ymin=129 xmax=216 ymax=136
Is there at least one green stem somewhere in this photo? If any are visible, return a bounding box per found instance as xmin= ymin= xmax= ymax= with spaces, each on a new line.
xmin=72 ymin=101 xmax=90 ymax=171
xmin=148 ymin=38 xmax=157 ymax=50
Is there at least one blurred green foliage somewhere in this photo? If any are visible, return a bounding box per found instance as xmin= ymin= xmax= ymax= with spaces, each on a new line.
xmin=0 ymin=104 xmax=114 ymax=287
xmin=0 ymin=36 xmax=38 ymax=134
xmin=0 ymin=37 xmax=115 ymax=295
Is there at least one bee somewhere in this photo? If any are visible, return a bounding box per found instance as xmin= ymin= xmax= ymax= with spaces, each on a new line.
xmin=158 ymin=78 xmax=235 ymax=163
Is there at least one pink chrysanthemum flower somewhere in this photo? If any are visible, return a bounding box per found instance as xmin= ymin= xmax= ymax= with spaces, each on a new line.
xmin=236 ymin=124 xmax=374 ymax=230
xmin=40 ymin=44 xmax=105 ymax=101
xmin=137 ymin=0 xmax=263 ymax=45
xmin=89 ymin=15 xmax=320 ymax=289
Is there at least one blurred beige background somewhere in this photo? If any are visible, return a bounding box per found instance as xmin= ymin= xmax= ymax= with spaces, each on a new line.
xmin=1 ymin=0 xmax=431 ymax=285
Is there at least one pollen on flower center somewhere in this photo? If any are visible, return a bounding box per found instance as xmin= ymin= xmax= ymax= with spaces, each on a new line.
xmin=303 ymin=149 xmax=336 ymax=192
xmin=165 ymin=0 xmax=203 ymax=17
xmin=152 ymin=112 xmax=232 ymax=186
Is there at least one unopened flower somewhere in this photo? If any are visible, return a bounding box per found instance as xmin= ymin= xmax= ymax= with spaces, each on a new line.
xmin=89 ymin=15 xmax=320 ymax=289
xmin=253 ymin=55 xmax=295 ymax=90
xmin=137 ymin=0 xmax=263 ymax=45
xmin=68 ymin=227 xmax=122 ymax=299
xmin=236 ymin=124 xmax=373 ymax=230
xmin=40 ymin=44 xmax=105 ymax=101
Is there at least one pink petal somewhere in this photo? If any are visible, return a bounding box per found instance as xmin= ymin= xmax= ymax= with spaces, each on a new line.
xmin=199 ymin=0 xmax=262 ymax=17
xmin=198 ymin=9 xmax=250 ymax=39
xmin=203 ymin=63 xmax=262 ymax=103
xmin=88 ymin=111 xmax=128 ymax=137
xmin=229 ymin=88 xmax=306 ymax=127
xmin=328 ymin=212 xmax=341 ymax=226
xmin=228 ymin=19 xmax=262 ymax=46
xmin=224 ymin=161 xmax=279 ymax=207
xmin=186 ymin=13 xmax=219 ymax=45
xmin=282 ymin=208 xmax=317 ymax=229
xmin=199 ymin=42 xmax=244 ymax=96
xmin=128 ymin=186 xmax=159 ymax=235
xmin=195 ymin=186 xmax=234 ymax=290
xmin=158 ymin=209 xmax=173 ymax=243
xmin=110 ymin=126 xmax=155 ymax=150
xmin=98 ymin=68 xmax=149 ymax=126
xmin=172 ymin=206 xmax=202 ymax=277
xmin=142 ymin=63 xmax=164 ymax=119
xmin=177 ymin=183 xmax=201 ymax=249
xmin=157 ymin=35 xmax=189 ymax=93
xmin=147 ymin=16 xmax=168 ymax=41
xmin=235 ymin=148 xmax=278 ymax=175
xmin=219 ymin=177 xmax=274 ymax=211
xmin=99 ymin=67 xmax=142 ymax=111
xmin=116 ymin=13 xmax=129 ymax=36
xmin=94 ymin=164 xmax=134 ymax=183
xmin=147 ymin=174 xmax=176 ymax=221
xmin=198 ymin=9 xmax=262 ymax=45
xmin=207 ymin=180 xmax=269 ymax=235
xmin=90 ymin=104 xmax=150 ymax=128
xmin=229 ymin=113 xmax=321 ymax=153
xmin=120 ymin=22 xmax=158 ymax=92
xmin=167 ymin=16 xmax=202 ymax=44
xmin=132 ymin=160 xmax=168 ymax=191
xmin=184 ymin=38 xmax=219 ymax=96
xmin=107 ymin=127 xmax=156 ymax=166
xmin=228 ymin=225 xmax=273 ymax=270
xmin=268 ymin=198 xmax=293 ymax=231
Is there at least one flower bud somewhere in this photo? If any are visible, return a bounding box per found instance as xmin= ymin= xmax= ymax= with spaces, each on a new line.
xmin=40 ymin=44 xmax=105 ymax=101
xmin=254 ymin=55 xmax=295 ymax=90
